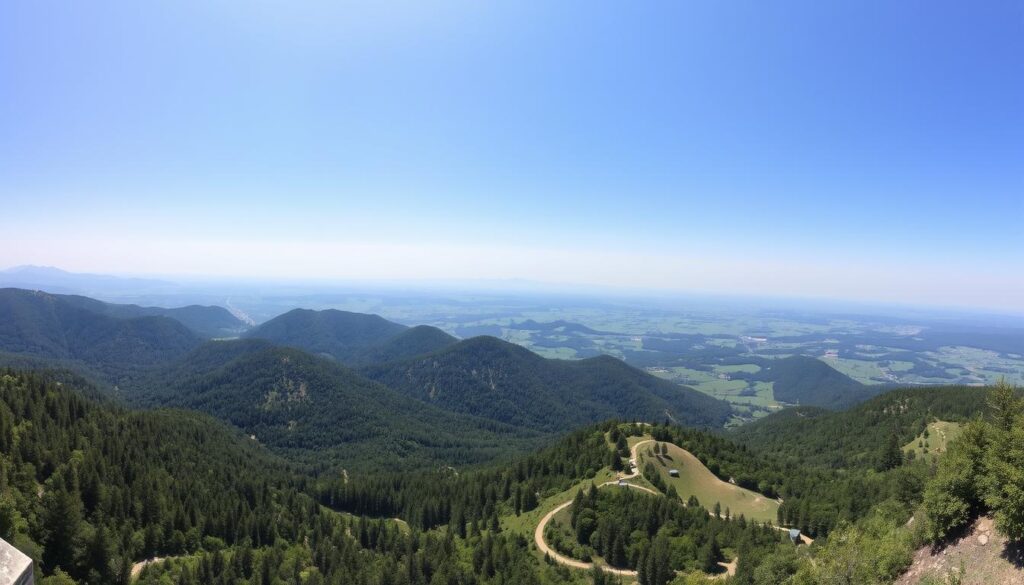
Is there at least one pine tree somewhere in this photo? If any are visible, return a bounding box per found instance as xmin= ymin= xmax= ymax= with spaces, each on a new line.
xmin=699 ymin=538 xmax=720 ymax=574
xmin=85 ymin=521 xmax=115 ymax=585
xmin=876 ymin=432 xmax=903 ymax=471
xmin=648 ymin=535 xmax=672 ymax=585
xmin=42 ymin=482 xmax=84 ymax=575
xmin=988 ymin=379 xmax=1019 ymax=432
xmin=984 ymin=390 xmax=1024 ymax=540
xmin=570 ymin=490 xmax=584 ymax=528
xmin=610 ymin=450 xmax=623 ymax=471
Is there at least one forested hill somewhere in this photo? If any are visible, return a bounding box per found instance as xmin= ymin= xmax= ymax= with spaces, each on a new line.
xmin=351 ymin=324 xmax=458 ymax=365
xmin=54 ymin=293 xmax=246 ymax=338
xmin=0 ymin=288 xmax=200 ymax=380
xmin=243 ymin=309 xmax=452 ymax=364
xmin=729 ymin=385 xmax=995 ymax=468
xmin=0 ymin=368 xmax=316 ymax=584
xmin=0 ymin=368 xmax=585 ymax=585
xmin=360 ymin=335 xmax=733 ymax=432
xmin=129 ymin=340 xmax=544 ymax=471
xmin=751 ymin=355 xmax=879 ymax=408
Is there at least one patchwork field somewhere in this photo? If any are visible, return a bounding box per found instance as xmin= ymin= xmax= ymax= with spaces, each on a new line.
xmin=238 ymin=293 xmax=1024 ymax=393
xmin=647 ymin=366 xmax=781 ymax=415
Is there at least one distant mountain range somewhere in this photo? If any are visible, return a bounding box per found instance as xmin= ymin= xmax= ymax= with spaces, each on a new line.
xmin=0 ymin=265 xmax=176 ymax=295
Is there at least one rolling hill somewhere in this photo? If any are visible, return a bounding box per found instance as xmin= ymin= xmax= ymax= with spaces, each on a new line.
xmin=752 ymin=355 xmax=880 ymax=408
xmin=54 ymin=292 xmax=246 ymax=337
xmin=728 ymin=385 xmax=995 ymax=468
xmin=0 ymin=368 xmax=336 ymax=585
xmin=360 ymin=335 xmax=733 ymax=432
xmin=129 ymin=340 xmax=544 ymax=471
xmin=350 ymin=324 xmax=458 ymax=365
xmin=246 ymin=308 xmax=402 ymax=359
xmin=0 ymin=288 xmax=201 ymax=379
xmin=245 ymin=308 xmax=458 ymax=365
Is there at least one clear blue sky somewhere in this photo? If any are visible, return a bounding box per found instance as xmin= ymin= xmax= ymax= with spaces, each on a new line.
xmin=1 ymin=1 xmax=1021 ymax=310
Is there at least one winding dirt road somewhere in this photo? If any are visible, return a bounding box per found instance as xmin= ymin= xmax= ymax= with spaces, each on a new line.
xmin=532 ymin=440 xmax=660 ymax=577
xmin=533 ymin=438 xmax=809 ymax=578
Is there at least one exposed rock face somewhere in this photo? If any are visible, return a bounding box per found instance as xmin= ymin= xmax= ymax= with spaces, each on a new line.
xmin=0 ymin=538 xmax=33 ymax=585
xmin=897 ymin=516 xmax=1024 ymax=585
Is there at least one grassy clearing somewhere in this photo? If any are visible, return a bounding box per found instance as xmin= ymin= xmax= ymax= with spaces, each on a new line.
xmin=638 ymin=441 xmax=780 ymax=524
xmin=886 ymin=360 xmax=915 ymax=372
xmin=694 ymin=379 xmax=748 ymax=394
xmin=903 ymin=421 xmax=962 ymax=461
xmin=715 ymin=364 xmax=762 ymax=374
xmin=827 ymin=357 xmax=888 ymax=384
xmin=501 ymin=468 xmax=618 ymax=536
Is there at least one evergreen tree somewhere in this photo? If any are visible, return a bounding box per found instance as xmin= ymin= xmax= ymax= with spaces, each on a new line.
xmin=875 ymin=432 xmax=903 ymax=471
xmin=42 ymin=481 xmax=84 ymax=574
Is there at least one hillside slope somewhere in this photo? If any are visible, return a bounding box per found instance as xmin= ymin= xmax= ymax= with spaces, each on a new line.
xmin=0 ymin=368 xmax=324 ymax=584
xmin=897 ymin=516 xmax=1024 ymax=584
xmin=729 ymin=385 xmax=993 ymax=468
xmin=0 ymin=288 xmax=201 ymax=379
xmin=54 ymin=292 xmax=245 ymax=337
xmin=244 ymin=308 xmax=409 ymax=362
xmin=361 ymin=335 xmax=733 ymax=432
xmin=753 ymin=355 xmax=878 ymax=408
xmin=130 ymin=340 xmax=543 ymax=470
xmin=350 ymin=324 xmax=457 ymax=365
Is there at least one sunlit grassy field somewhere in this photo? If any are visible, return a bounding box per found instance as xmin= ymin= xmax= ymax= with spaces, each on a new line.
xmin=635 ymin=439 xmax=780 ymax=524
xmin=903 ymin=420 xmax=963 ymax=461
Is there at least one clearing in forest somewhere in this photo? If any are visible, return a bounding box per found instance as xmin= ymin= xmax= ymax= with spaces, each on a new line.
xmin=903 ymin=420 xmax=962 ymax=461
xmin=636 ymin=439 xmax=780 ymax=524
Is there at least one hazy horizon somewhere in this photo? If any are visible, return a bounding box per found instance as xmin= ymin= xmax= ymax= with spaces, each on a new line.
xmin=5 ymin=263 xmax=1024 ymax=319
xmin=3 ymin=1 xmax=1022 ymax=312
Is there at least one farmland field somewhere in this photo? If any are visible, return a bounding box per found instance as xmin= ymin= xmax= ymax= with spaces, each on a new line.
xmin=227 ymin=292 xmax=1024 ymax=419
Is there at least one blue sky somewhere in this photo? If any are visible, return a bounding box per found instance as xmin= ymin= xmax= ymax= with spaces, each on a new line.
xmin=1 ymin=1 xmax=1021 ymax=310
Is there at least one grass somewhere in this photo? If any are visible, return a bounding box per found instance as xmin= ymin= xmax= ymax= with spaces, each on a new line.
xmin=648 ymin=366 xmax=781 ymax=415
xmin=715 ymin=364 xmax=762 ymax=374
xmin=903 ymin=421 xmax=963 ymax=461
xmin=694 ymin=379 xmax=748 ymax=394
xmin=637 ymin=440 xmax=780 ymax=524
xmin=886 ymin=360 xmax=915 ymax=372
xmin=501 ymin=467 xmax=618 ymax=536
xmin=827 ymin=357 xmax=889 ymax=384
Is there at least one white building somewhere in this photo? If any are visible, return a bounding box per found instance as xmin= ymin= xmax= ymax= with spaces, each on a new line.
xmin=0 ymin=538 xmax=33 ymax=585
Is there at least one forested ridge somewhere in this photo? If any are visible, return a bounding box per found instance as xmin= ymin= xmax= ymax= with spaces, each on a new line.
xmin=729 ymin=385 xmax=994 ymax=468
xmin=2 ymin=287 xmax=1021 ymax=584
xmin=0 ymin=288 xmax=200 ymax=382
xmin=3 ymin=364 xmax=1021 ymax=585
xmin=244 ymin=308 xmax=415 ymax=364
xmin=745 ymin=355 xmax=878 ymax=409
xmin=0 ymin=369 xmax=603 ymax=585
xmin=0 ymin=369 xmax=316 ymax=584
xmin=128 ymin=341 xmax=545 ymax=472
xmin=53 ymin=293 xmax=246 ymax=338
xmin=361 ymin=336 xmax=732 ymax=432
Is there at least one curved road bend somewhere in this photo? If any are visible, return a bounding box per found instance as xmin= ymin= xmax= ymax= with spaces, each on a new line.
xmin=532 ymin=440 xmax=658 ymax=577
xmin=533 ymin=438 xmax=808 ymax=578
